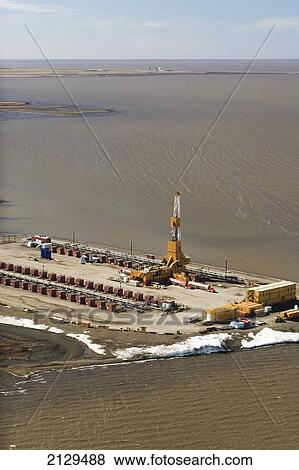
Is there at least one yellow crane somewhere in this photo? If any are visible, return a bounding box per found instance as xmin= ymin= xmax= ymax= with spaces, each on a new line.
xmin=130 ymin=192 xmax=190 ymax=286
xmin=164 ymin=192 xmax=190 ymax=268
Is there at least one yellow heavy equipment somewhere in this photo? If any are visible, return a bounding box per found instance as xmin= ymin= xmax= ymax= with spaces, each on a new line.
xmin=130 ymin=192 xmax=190 ymax=286
xmin=164 ymin=192 xmax=190 ymax=266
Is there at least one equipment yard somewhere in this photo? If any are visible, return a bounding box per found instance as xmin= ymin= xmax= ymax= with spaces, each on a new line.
xmin=0 ymin=241 xmax=247 ymax=332
xmin=0 ymin=194 xmax=298 ymax=378
xmin=0 ymin=238 xmax=297 ymax=333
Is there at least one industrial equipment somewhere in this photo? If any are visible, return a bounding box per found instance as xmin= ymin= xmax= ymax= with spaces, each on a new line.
xmin=130 ymin=193 xmax=190 ymax=286
xmin=164 ymin=192 xmax=190 ymax=267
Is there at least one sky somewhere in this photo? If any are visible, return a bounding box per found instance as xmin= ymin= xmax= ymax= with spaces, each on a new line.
xmin=0 ymin=0 xmax=299 ymax=59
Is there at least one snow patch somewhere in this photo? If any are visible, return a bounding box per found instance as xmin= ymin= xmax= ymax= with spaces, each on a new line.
xmin=241 ymin=327 xmax=299 ymax=349
xmin=48 ymin=327 xmax=64 ymax=334
xmin=114 ymin=333 xmax=230 ymax=360
xmin=0 ymin=315 xmax=63 ymax=334
xmin=0 ymin=315 xmax=106 ymax=355
xmin=66 ymin=333 xmax=105 ymax=355
xmin=0 ymin=315 xmax=48 ymax=330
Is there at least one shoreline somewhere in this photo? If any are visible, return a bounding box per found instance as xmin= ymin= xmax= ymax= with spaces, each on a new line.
xmin=0 ymin=68 xmax=298 ymax=79
xmin=1 ymin=310 xmax=299 ymax=377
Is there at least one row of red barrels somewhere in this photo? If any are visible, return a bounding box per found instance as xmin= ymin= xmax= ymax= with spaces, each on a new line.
xmin=52 ymin=246 xmax=134 ymax=268
xmin=0 ymin=275 xmax=118 ymax=311
xmin=0 ymin=261 xmax=158 ymax=304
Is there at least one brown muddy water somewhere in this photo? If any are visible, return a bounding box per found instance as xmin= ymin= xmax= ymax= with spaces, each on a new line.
xmin=0 ymin=344 xmax=298 ymax=449
xmin=1 ymin=61 xmax=299 ymax=449
xmin=0 ymin=61 xmax=299 ymax=281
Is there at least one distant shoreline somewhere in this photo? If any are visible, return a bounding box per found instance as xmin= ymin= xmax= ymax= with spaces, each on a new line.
xmin=0 ymin=68 xmax=298 ymax=78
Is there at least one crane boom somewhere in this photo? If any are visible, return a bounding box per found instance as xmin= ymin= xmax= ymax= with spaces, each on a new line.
xmin=166 ymin=192 xmax=189 ymax=266
xmin=171 ymin=192 xmax=181 ymax=241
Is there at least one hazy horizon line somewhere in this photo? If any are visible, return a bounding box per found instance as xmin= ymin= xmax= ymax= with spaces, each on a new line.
xmin=1 ymin=57 xmax=298 ymax=61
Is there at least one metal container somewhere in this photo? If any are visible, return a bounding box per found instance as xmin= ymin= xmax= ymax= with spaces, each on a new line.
xmin=97 ymin=300 xmax=106 ymax=310
xmin=114 ymin=288 xmax=123 ymax=296
xmin=76 ymin=295 xmax=86 ymax=305
xmin=40 ymin=247 xmax=51 ymax=259
xmin=104 ymin=285 xmax=113 ymax=294
xmin=47 ymin=288 xmax=57 ymax=297
xmin=86 ymin=298 xmax=96 ymax=307
xmin=134 ymin=292 xmax=144 ymax=301
xmin=107 ymin=302 xmax=117 ymax=312
xmin=68 ymin=293 xmax=76 ymax=302
xmin=95 ymin=283 xmax=104 ymax=291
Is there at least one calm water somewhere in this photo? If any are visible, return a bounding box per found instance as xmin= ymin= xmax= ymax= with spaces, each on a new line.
xmin=0 ymin=60 xmax=299 ymax=281
xmin=0 ymin=345 xmax=298 ymax=449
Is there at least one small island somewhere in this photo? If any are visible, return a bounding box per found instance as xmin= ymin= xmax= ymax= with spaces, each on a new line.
xmin=0 ymin=100 xmax=113 ymax=116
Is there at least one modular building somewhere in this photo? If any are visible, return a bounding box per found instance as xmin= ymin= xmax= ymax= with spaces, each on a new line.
xmin=246 ymin=281 xmax=296 ymax=306
xmin=235 ymin=301 xmax=263 ymax=317
xmin=206 ymin=304 xmax=238 ymax=322
xmin=206 ymin=300 xmax=264 ymax=323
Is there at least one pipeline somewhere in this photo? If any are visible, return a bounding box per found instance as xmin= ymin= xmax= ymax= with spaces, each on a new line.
xmin=50 ymin=240 xmax=246 ymax=285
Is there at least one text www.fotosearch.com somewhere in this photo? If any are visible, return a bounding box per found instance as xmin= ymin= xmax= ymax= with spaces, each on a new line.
xmin=113 ymin=453 xmax=253 ymax=467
